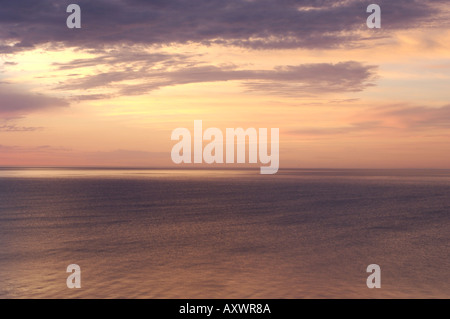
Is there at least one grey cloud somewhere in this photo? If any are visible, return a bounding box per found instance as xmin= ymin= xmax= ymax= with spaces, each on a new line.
xmin=0 ymin=86 xmax=69 ymax=117
xmin=57 ymin=61 xmax=376 ymax=96
xmin=0 ymin=0 xmax=447 ymax=53
xmin=72 ymin=94 xmax=114 ymax=101
xmin=52 ymin=51 xmax=193 ymax=70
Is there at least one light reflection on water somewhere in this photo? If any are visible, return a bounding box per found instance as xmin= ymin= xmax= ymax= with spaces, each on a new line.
xmin=0 ymin=168 xmax=262 ymax=179
xmin=0 ymin=168 xmax=449 ymax=298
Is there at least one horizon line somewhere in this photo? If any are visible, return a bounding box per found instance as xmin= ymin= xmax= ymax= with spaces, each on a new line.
xmin=1 ymin=166 xmax=450 ymax=171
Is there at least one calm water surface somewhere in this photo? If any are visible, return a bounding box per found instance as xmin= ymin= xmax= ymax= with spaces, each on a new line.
xmin=0 ymin=168 xmax=449 ymax=298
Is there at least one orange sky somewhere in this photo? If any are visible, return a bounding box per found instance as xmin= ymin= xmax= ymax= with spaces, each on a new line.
xmin=1 ymin=1 xmax=450 ymax=168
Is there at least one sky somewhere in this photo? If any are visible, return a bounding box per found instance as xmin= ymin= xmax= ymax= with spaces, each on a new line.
xmin=1 ymin=0 xmax=450 ymax=168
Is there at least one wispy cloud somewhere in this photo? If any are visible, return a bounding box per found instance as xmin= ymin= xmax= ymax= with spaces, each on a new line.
xmin=0 ymin=144 xmax=167 ymax=166
xmin=0 ymin=124 xmax=44 ymax=132
xmin=288 ymin=104 xmax=450 ymax=137
xmin=288 ymin=121 xmax=384 ymax=136
xmin=377 ymin=104 xmax=450 ymax=129
xmin=52 ymin=51 xmax=194 ymax=71
xmin=57 ymin=61 xmax=376 ymax=97
xmin=0 ymin=144 xmax=70 ymax=152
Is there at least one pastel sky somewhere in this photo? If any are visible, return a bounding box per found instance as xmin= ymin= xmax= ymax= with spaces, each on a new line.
xmin=1 ymin=0 xmax=450 ymax=168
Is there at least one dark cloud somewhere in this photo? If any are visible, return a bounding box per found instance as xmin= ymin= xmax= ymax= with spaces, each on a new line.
xmin=57 ymin=61 xmax=376 ymax=96
xmin=0 ymin=86 xmax=69 ymax=117
xmin=0 ymin=0 xmax=447 ymax=53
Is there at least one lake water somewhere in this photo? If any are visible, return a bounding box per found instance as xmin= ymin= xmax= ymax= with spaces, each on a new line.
xmin=0 ymin=168 xmax=449 ymax=298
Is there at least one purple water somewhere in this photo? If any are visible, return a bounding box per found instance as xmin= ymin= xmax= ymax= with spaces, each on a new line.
xmin=0 ymin=168 xmax=449 ymax=298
